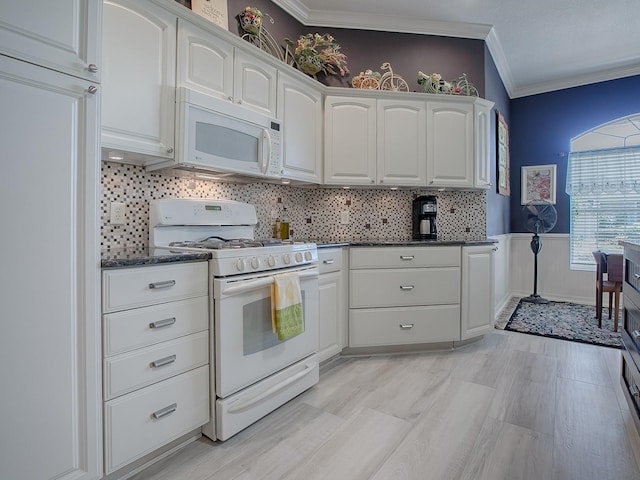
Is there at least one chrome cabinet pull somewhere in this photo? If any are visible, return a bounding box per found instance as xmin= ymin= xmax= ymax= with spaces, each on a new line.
xmin=630 ymin=384 xmax=640 ymax=397
xmin=400 ymin=324 xmax=414 ymax=329
xmin=87 ymin=85 xmax=97 ymax=94
xmin=166 ymin=146 xmax=174 ymax=154
xmin=148 ymin=280 xmax=176 ymax=289
xmin=150 ymin=355 xmax=176 ymax=368
xmin=400 ymin=256 xmax=414 ymax=261
xmin=152 ymin=403 xmax=177 ymax=419
xmin=634 ymin=273 xmax=640 ymax=279
xmin=633 ymin=330 xmax=640 ymax=340
xmin=149 ymin=317 xmax=176 ymax=329
xmin=400 ymin=285 xmax=415 ymax=291
xmin=87 ymin=63 xmax=98 ymax=73
xmin=323 ymin=259 xmax=335 ymax=264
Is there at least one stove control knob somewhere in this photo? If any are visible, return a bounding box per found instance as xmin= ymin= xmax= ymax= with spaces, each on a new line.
xmin=304 ymin=251 xmax=312 ymax=261
xmin=283 ymin=254 xmax=291 ymax=265
xmin=236 ymin=258 xmax=246 ymax=272
xmin=267 ymin=255 xmax=276 ymax=267
xmin=295 ymin=252 xmax=303 ymax=263
xmin=251 ymin=257 xmax=260 ymax=269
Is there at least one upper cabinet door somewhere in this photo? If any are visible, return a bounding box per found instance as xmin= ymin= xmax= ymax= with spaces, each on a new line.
xmin=426 ymin=101 xmax=474 ymax=188
xmin=324 ymin=96 xmax=377 ymax=185
xmin=233 ymin=49 xmax=277 ymax=118
xmin=278 ymin=72 xmax=322 ymax=183
xmin=0 ymin=0 xmax=101 ymax=82
xmin=177 ymin=18 xmax=234 ymax=101
xmin=101 ymin=0 xmax=177 ymax=161
xmin=474 ymin=100 xmax=493 ymax=189
xmin=377 ymin=99 xmax=427 ymax=187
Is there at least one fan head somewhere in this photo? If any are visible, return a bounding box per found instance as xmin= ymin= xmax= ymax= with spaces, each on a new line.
xmin=522 ymin=200 xmax=557 ymax=234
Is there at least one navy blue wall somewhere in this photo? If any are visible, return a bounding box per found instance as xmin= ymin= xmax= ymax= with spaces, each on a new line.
xmin=484 ymin=45 xmax=511 ymax=236
xmin=509 ymin=75 xmax=640 ymax=233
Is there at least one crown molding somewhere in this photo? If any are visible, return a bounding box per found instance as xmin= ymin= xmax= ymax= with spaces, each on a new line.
xmin=484 ymin=27 xmax=516 ymax=98
xmin=271 ymin=0 xmax=491 ymax=39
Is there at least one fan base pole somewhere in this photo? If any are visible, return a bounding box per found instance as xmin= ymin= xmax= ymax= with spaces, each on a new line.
xmin=521 ymin=294 xmax=550 ymax=305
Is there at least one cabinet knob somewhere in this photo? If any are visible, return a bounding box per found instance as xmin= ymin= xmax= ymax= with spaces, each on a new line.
xmin=87 ymin=85 xmax=97 ymax=94
xmin=166 ymin=146 xmax=174 ymax=154
xmin=87 ymin=63 xmax=98 ymax=73
xmin=632 ymin=330 xmax=640 ymax=340
xmin=630 ymin=384 xmax=640 ymax=398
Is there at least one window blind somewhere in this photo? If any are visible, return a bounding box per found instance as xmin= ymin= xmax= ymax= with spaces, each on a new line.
xmin=566 ymin=146 xmax=640 ymax=267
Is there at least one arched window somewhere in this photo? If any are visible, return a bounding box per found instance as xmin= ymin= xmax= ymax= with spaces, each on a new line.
xmin=566 ymin=113 xmax=640 ymax=269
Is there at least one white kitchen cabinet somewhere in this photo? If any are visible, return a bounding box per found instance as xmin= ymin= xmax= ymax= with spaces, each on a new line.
xmin=377 ymin=99 xmax=427 ymax=186
xmin=318 ymin=248 xmax=348 ymax=362
xmin=324 ymin=95 xmax=428 ymax=187
xmin=234 ymin=48 xmax=278 ymax=118
xmin=0 ymin=53 xmax=101 ymax=480
xmin=176 ymin=18 xmax=234 ymax=100
xmin=426 ymin=100 xmax=475 ymax=188
xmin=474 ymin=100 xmax=493 ymax=189
xmin=176 ymin=19 xmax=277 ymax=119
xmin=102 ymin=261 xmax=210 ymax=474
xmin=324 ymin=96 xmax=377 ymax=185
xmin=460 ymin=245 xmax=496 ymax=340
xmin=101 ymin=0 xmax=177 ymax=163
xmin=348 ymin=246 xmax=461 ymax=348
xmin=278 ymin=72 xmax=323 ymax=183
xmin=0 ymin=0 xmax=101 ymax=82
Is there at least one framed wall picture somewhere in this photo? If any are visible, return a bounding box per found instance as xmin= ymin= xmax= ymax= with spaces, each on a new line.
xmin=521 ymin=164 xmax=557 ymax=204
xmin=496 ymin=111 xmax=510 ymax=196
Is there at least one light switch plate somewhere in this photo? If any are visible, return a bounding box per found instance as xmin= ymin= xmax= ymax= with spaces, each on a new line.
xmin=110 ymin=202 xmax=125 ymax=225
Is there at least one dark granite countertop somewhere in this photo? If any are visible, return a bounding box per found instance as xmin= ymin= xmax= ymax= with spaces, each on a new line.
xmin=101 ymin=247 xmax=211 ymax=269
xmin=311 ymin=237 xmax=497 ymax=248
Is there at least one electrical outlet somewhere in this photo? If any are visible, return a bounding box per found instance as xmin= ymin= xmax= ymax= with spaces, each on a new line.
xmin=110 ymin=202 xmax=126 ymax=225
xmin=340 ymin=211 xmax=350 ymax=224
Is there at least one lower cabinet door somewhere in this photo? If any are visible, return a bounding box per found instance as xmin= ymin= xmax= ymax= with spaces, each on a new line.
xmin=103 ymin=365 xmax=209 ymax=473
xmin=349 ymin=305 xmax=460 ymax=347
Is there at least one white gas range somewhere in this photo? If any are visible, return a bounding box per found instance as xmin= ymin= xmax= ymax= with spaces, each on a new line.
xmin=150 ymin=198 xmax=319 ymax=441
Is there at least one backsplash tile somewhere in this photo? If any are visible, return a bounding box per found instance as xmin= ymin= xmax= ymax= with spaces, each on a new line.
xmin=101 ymin=162 xmax=486 ymax=250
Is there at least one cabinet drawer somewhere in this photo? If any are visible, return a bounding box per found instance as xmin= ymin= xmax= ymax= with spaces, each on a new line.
xmin=104 ymin=331 xmax=209 ymax=400
xmin=349 ymin=305 xmax=460 ymax=347
xmin=318 ymin=248 xmax=344 ymax=274
xmin=102 ymin=262 xmax=208 ymax=313
xmin=350 ymin=267 xmax=460 ymax=307
xmin=104 ymin=365 xmax=210 ymax=474
xmin=103 ymin=296 xmax=209 ymax=356
xmin=350 ymin=246 xmax=460 ymax=268
xmin=621 ymin=350 xmax=640 ymax=429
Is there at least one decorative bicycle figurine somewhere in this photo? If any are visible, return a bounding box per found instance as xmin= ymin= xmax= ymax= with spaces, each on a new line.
xmin=378 ymin=62 xmax=409 ymax=92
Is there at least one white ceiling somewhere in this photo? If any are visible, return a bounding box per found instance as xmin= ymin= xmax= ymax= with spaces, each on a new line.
xmin=272 ymin=0 xmax=640 ymax=98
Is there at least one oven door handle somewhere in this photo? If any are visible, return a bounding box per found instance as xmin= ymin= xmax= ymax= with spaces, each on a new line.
xmin=221 ymin=268 xmax=318 ymax=296
xmin=227 ymin=360 xmax=317 ymax=414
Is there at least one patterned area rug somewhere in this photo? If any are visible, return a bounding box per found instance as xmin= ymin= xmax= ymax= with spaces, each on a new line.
xmin=502 ymin=299 xmax=622 ymax=349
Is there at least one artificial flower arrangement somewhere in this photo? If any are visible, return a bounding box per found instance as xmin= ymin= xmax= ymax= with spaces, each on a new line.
xmin=417 ymin=71 xmax=478 ymax=96
xmin=237 ymin=5 xmax=263 ymax=35
xmin=285 ymin=33 xmax=349 ymax=77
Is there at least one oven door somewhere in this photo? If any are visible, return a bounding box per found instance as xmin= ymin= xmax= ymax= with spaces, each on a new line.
xmin=214 ymin=265 xmax=319 ymax=398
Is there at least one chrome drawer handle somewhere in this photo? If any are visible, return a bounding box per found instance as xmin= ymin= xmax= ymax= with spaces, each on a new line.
xmin=633 ymin=330 xmax=640 ymax=340
xmin=152 ymin=403 xmax=177 ymax=419
xmin=400 ymin=285 xmax=415 ymax=291
xmin=400 ymin=324 xmax=414 ymax=329
xmin=634 ymin=273 xmax=640 ymax=279
xmin=149 ymin=280 xmax=176 ymax=289
xmin=150 ymin=355 xmax=176 ymax=368
xmin=149 ymin=317 xmax=176 ymax=329
xmin=323 ymin=259 xmax=335 ymax=264
xmin=630 ymin=384 xmax=640 ymax=397
xmin=400 ymin=256 xmax=414 ymax=261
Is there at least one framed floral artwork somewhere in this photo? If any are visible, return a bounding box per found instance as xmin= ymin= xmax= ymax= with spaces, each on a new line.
xmin=521 ymin=164 xmax=557 ymax=204
xmin=496 ymin=111 xmax=510 ymax=196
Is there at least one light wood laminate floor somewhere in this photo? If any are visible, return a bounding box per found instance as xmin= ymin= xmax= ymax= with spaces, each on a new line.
xmin=131 ymin=331 xmax=640 ymax=480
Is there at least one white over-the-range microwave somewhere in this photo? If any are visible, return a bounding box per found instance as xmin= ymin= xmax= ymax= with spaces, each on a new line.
xmin=147 ymin=88 xmax=283 ymax=180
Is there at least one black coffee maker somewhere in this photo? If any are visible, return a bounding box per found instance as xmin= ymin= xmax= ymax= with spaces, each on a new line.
xmin=412 ymin=195 xmax=437 ymax=240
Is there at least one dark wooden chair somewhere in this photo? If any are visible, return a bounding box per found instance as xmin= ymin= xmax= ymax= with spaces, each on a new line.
xmin=592 ymin=251 xmax=623 ymax=331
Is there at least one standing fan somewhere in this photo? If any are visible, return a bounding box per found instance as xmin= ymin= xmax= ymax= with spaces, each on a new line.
xmin=521 ymin=200 xmax=557 ymax=304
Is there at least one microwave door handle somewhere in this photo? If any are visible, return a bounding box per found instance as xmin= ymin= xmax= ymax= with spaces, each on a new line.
xmin=261 ymin=128 xmax=271 ymax=174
